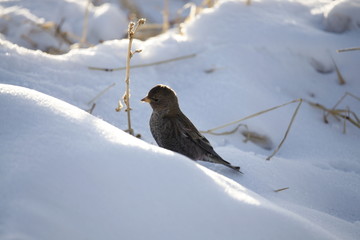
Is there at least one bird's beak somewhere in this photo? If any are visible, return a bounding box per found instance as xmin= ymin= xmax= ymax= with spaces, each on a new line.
xmin=141 ymin=96 xmax=151 ymax=103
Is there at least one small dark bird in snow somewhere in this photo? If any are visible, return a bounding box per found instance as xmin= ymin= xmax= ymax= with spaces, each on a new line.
xmin=141 ymin=84 xmax=241 ymax=172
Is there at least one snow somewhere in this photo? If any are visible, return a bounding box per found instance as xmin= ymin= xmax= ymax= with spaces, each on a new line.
xmin=0 ymin=0 xmax=127 ymax=51
xmin=322 ymin=0 xmax=360 ymax=33
xmin=1 ymin=0 xmax=360 ymax=239
xmin=0 ymin=84 xmax=338 ymax=240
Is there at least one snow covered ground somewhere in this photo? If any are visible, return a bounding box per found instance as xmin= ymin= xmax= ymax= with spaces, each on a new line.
xmin=1 ymin=0 xmax=360 ymax=239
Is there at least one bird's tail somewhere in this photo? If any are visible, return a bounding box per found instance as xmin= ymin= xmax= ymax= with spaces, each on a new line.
xmin=226 ymin=164 xmax=242 ymax=173
xmin=204 ymin=154 xmax=243 ymax=173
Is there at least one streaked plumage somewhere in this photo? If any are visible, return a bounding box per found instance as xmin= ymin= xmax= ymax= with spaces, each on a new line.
xmin=141 ymin=84 xmax=241 ymax=172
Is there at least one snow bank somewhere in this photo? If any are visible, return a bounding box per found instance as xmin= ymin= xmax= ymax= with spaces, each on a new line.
xmin=0 ymin=84 xmax=335 ymax=240
xmin=1 ymin=0 xmax=360 ymax=239
xmin=323 ymin=0 xmax=360 ymax=33
xmin=0 ymin=0 xmax=127 ymax=51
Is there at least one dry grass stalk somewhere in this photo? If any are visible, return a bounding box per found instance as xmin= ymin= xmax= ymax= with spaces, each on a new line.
xmin=1 ymin=13 xmax=79 ymax=54
xmin=22 ymin=20 xmax=74 ymax=53
xmin=86 ymin=103 xmax=96 ymax=114
xmin=162 ymin=0 xmax=170 ymax=33
xmin=202 ymin=99 xmax=303 ymax=160
xmin=200 ymin=124 xmax=273 ymax=150
xmin=51 ymin=19 xmax=76 ymax=46
xmin=245 ymin=0 xmax=252 ymax=5
xmin=241 ymin=130 xmax=273 ymax=150
xmin=274 ymin=187 xmax=289 ymax=193
xmin=176 ymin=2 xmax=197 ymax=27
xmin=119 ymin=0 xmax=142 ymax=19
xmin=87 ymin=82 xmax=116 ymax=106
xmin=330 ymin=55 xmax=346 ymax=85
xmin=201 ymin=123 xmax=248 ymax=136
xmin=307 ymin=92 xmax=360 ymax=131
xmin=266 ymin=99 xmax=302 ymax=160
xmin=88 ymin=53 xmax=197 ymax=71
xmin=201 ymin=0 xmax=216 ymax=8
xmin=202 ymin=99 xmax=301 ymax=133
xmin=80 ymin=0 xmax=91 ymax=47
xmin=21 ymin=34 xmax=38 ymax=48
xmin=204 ymin=67 xmax=217 ymax=74
xmin=343 ymin=107 xmax=350 ymax=134
xmin=337 ymin=47 xmax=360 ymax=53
xmin=115 ymin=19 xmax=146 ymax=136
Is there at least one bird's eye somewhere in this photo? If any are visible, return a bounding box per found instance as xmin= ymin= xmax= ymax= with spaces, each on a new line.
xmin=152 ymin=98 xmax=159 ymax=102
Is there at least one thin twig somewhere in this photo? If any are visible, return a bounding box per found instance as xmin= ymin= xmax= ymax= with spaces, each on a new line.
xmin=324 ymin=92 xmax=347 ymax=122
xmin=87 ymin=103 xmax=96 ymax=114
xmin=343 ymin=107 xmax=349 ymax=134
xmin=346 ymin=92 xmax=360 ymax=102
xmin=202 ymin=99 xmax=300 ymax=134
xmin=274 ymin=187 xmax=289 ymax=192
xmin=80 ymin=0 xmax=91 ymax=47
xmin=21 ymin=34 xmax=37 ymax=48
xmin=87 ymin=82 xmax=116 ymax=105
xmin=200 ymin=124 xmax=248 ymax=135
xmin=306 ymin=98 xmax=360 ymax=129
xmin=202 ymin=99 xmax=302 ymax=160
xmin=88 ymin=53 xmax=197 ymax=71
xmin=116 ymin=19 xmax=146 ymax=136
xmin=330 ymin=55 xmax=346 ymax=85
xmin=266 ymin=99 xmax=302 ymax=160
xmin=321 ymin=92 xmax=360 ymax=129
xmin=337 ymin=47 xmax=360 ymax=53
xmin=120 ymin=0 xmax=142 ymax=19
xmin=162 ymin=0 xmax=170 ymax=33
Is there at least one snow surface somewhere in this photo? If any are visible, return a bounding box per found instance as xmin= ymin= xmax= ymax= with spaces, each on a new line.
xmin=1 ymin=0 xmax=360 ymax=239
xmin=0 ymin=0 xmax=127 ymax=51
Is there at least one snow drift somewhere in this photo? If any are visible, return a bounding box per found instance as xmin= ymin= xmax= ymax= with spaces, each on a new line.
xmin=0 ymin=84 xmax=335 ymax=239
xmin=1 ymin=0 xmax=360 ymax=239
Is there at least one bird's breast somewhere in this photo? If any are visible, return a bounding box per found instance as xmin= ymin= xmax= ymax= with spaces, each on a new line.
xmin=150 ymin=112 xmax=180 ymax=148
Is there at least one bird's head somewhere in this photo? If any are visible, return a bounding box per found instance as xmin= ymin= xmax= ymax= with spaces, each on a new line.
xmin=141 ymin=84 xmax=179 ymax=112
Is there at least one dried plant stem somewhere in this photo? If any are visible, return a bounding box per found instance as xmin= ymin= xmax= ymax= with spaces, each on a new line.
xmin=87 ymin=103 xmax=96 ymax=114
xmin=88 ymin=53 xmax=197 ymax=71
xmin=203 ymin=99 xmax=301 ymax=134
xmin=343 ymin=107 xmax=350 ymax=134
xmin=116 ymin=19 xmax=146 ymax=136
xmin=183 ymin=3 xmax=197 ymax=22
xmin=307 ymin=101 xmax=359 ymax=128
xmin=87 ymin=82 xmax=116 ymax=105
xmin=162 ymin=0 xmax=170 ymax=33
xmin=330 ymin=93 xmax=359 ymax=125
xmin=330 ymin=55 xmax=346 ymax=85
xmin=201 ymin=124 xmax=248 ymax=136
xmin=21 ymin=34 xmax=37 ymax=48
xmin=274 ymin=187 xmax=289 ymax=192
xmin=337 ymin=47 xmax=360 ymax=53
xmin=124 ymin=24 xmax=133 ymax=135
xmin=329 ymin=92 xmax=360 ymax=111
xmin=310 ymin=92 xmax=360 ymax=130
xmin=202 ymin=99 xmax=303 ymax=160
xmin=80 ymin=0 xmax=91 ymax=47
xmin=201 ymin=0 xmax=216 ymax=8
xmin=266 ymin=99 xmax=302 ymax=160
xmin=120 ymin=0 xmax=142 ymax=19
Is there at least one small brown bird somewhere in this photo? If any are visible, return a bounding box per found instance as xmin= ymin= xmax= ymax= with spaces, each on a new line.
xmin=141 ymin=84 xmax=241 ymax=172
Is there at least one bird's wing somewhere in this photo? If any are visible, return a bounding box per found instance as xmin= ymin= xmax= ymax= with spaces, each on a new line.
xmin=164 ymin=112 xmax=241 ymax=172
xmin=170 ymin=112 xmax=220 ymax=157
